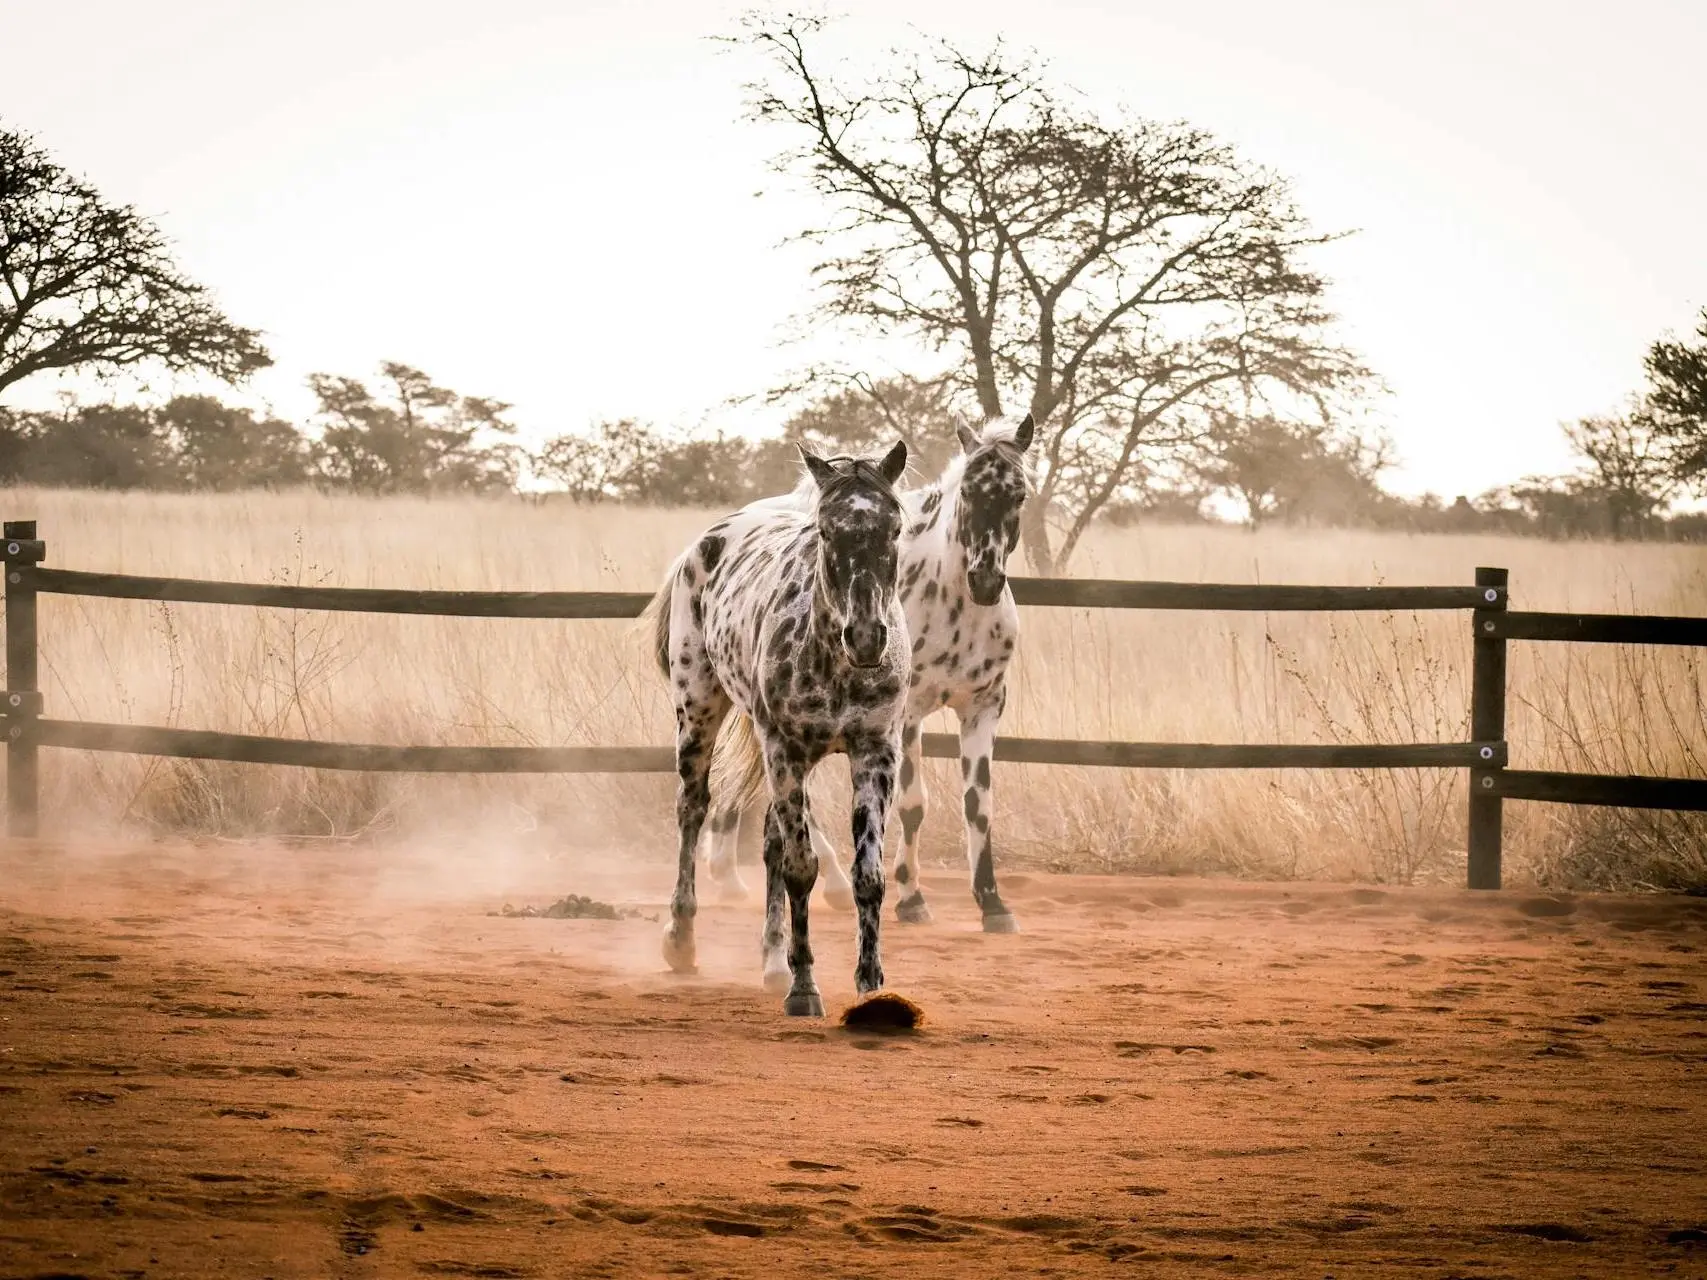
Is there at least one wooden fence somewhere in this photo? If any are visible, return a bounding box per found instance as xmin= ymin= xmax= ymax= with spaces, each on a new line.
xmin=5 ymin=518 xmax=1706 ymax=889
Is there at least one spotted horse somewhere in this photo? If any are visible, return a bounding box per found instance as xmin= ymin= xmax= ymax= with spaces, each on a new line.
xmin=702 ymin=413 xmax=1036 ymax=934
xmin=641 ymin=441 xmax=912 ymax=1015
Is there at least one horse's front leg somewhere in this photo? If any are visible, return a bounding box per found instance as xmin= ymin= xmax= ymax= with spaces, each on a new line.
xmin=959 ymin=690 xmax=1017 ymax=932
xmin=848 ymin=730 xmax=900 ymax=995
xmin=663 ymin=693 xmax=730 ymax=973
xmin=760 ymin=791 xmax=850 ymax=990
xmin=763 ymin=746 xmax=822 ymax=1016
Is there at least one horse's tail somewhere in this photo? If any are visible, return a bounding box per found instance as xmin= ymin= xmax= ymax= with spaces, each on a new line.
xmin=637 ymin=552 xmax=685 ymax=680
xmin=710 ymin=712 xmax=769 ymax=821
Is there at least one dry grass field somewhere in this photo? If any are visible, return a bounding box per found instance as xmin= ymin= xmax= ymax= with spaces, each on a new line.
xmin=2 ymin=484 xmax=1704 ymax=891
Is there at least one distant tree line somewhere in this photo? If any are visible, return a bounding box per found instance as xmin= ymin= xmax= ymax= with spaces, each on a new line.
xmin=0 ymin=367 xmax=963 ymax=501
xmin=0 ymin=362 xmax=526 ymax=495
xmin=7 ymin=348 xmax=1706 ymax=544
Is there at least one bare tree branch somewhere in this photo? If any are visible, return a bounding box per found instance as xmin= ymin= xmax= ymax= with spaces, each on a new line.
xmin=730 ymin=13 xmax=1371 ymax=571
xmin=0 ymin=127 xmax=270 ymax=400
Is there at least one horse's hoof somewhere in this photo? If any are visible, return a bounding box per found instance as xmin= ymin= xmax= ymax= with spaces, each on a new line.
xmin=981 ymin=912 xmax=1019 ymax=934
xmin=661 ymin=929 xmax=697 ymax=974
xmin=783 ymin=986 xmax=825 ymax=1018
xmin=822 ymin=882 xmax=856 ymax=912
xmin=895 ymin=894 xmax=933 ymax=925
xmin=762 ymin=961 xmax=792 ymax=994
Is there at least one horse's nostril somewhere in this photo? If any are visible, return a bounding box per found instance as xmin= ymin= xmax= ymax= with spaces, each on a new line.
xmin=874 ymin=624 xmax=887 ymax=651
xmin=842 ymin=624 xmax=857 ymax=651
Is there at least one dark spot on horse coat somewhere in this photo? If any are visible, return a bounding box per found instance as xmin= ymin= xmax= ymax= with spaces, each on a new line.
xmin=900 ymin=805 xmax=925 ymax=840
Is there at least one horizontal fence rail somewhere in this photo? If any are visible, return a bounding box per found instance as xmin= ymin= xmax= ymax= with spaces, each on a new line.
xmin=23 ymin=566 xmax=1504 ymax=618
xmin=1495 ymin=769 xmax=1707 ymax=812
xmin=5 ymin=516 xmax=1705 ymax=892
xmin=28 ymin=720 xmax=678 ymax=774
xmin=31 ymin=568 xmax=656 ymax=619
xmin=21 ymin=719 xmax=1508 ymax=775
xmin=1008 ymin=578 xmax=1500 ymax=612
xmin=934 ymin=735 xmax=1505 ymax=771
xmin=1486 ymin=610 xmax=1707 ymax=647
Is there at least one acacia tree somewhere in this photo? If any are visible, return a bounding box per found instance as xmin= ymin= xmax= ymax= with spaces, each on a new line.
xmin=310 ymin=362 xmax=522 ymax=493
xmin=1644 ymin=307 xmax=1707 ymax=491
xmin=1536 ymin=412 xmax=1673 ymax=539
xmin=0 ymin=128 xmax=270 ymax=400
xmin=0 ymin=400 xmax=174 ymax=488
xmin=1195 ymin=412 xmax=1391 ymax=529
xmin=157 ymin=395 xmax=310 ymax=490
xmin=780 ymin=371 xmax=969 ymax=477
xmin=534 ymin=419 xmax=802 ymax=505
xmin=533 ymin=419 xmax=660 ymax=502
xmin=736 ymin=14 xmax=1369 ymax=571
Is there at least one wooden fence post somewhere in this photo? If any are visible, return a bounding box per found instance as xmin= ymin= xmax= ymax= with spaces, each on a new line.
xmin=1467 ymin=566 xmax=1509 ymax=889
xmin=4 ymin=520 xmax=42 ymax=839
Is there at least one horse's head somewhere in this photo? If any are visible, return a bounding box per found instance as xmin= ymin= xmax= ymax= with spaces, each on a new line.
xmin=953 ymin=413 xmax=1035 ymax=607
xmin=800 ymin=440 xmax=909 ymax=668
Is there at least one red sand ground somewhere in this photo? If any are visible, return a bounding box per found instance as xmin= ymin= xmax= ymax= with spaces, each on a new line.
xmin=1 ymin=838 xmax=1705 ymax=1278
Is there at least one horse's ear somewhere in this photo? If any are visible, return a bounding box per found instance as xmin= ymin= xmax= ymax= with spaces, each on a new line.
xmin=955 ymin=423 xmax=977 ymax=453
xmin=877 ymin=439 xmax=908 ymax=485
xmin=1012 ymin=412 xmax=1035 ymax=452
xmin=799 ymin=445 xmax=837 ymax=489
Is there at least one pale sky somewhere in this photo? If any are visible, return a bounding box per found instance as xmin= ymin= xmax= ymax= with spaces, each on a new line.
xmin=5 ymin=0 xmax=1704 ymax=498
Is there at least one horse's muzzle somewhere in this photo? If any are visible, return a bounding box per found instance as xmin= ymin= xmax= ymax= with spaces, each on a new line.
xmin=967 ymin=571 xmax=1007 ymax=608
xmin=842 ymin=622 xmax=889 ymax=668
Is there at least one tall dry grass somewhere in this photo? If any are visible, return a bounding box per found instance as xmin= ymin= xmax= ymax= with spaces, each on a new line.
xmin=3 ymin=485 xmax=1703 ymax=890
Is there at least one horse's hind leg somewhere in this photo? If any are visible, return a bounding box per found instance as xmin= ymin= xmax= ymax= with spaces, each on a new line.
xmin=805 ymin=791 xmax=855 ymax=912
xmin=702 ymin=802 xmax=750 ymax=903
xmin=663 ymin=691 xmax=731 ymax=974
xmin=759 ymin=803 xmax=790 ymax=993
